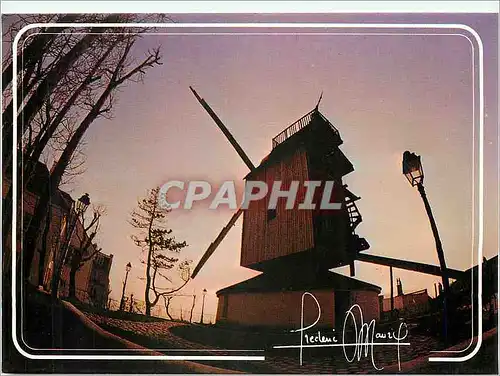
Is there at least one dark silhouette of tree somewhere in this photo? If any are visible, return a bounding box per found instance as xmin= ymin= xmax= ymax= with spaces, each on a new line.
xmin=189 ymin=294 xmax=196 ymax=323
xmin=163 ymin=296 xmax=174 ymax=320
xmin=1 ymin=15 xmax=166 ymax=283
xmin=67 ymin=205 xmax=105 ymax=299
xmin=130 ymin=187 xmax=191 ymax=316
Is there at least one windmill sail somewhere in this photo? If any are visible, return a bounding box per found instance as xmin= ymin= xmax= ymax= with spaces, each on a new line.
xmin=190 ymin=86 xmax=255 ymax=171
xmin=191 ymin=209 xmax=243 ymax=278
xmin=189 ymin=87 xmax=255 ymax=278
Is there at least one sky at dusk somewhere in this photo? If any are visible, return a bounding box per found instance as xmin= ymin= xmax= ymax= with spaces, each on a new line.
xmin=19 ymin=13 xmax=497 ymax=321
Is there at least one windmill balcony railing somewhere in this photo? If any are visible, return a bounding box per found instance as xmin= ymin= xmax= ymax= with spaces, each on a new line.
xmin=272 ymin=109 xmax=340 ymax=148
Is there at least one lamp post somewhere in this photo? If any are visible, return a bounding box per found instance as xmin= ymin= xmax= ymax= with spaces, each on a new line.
xmin=75 ymin=193 xmax=91 ymax=215
xmin=51 ymin=193 xmax=91 ymax=299
xmin=120 ymin=262 xmax=132 ymax=311
xmin=402 ymin=151 xmax=450 ymax=343
xmin=200 ymin=288 xmax=207 ymax=324
xmin=65 ymin=194 xmax=91 ymax=253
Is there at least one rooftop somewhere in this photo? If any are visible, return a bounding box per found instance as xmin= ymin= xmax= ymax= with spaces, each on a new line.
xmin=217 ymin=270 xmax=381 ymax=296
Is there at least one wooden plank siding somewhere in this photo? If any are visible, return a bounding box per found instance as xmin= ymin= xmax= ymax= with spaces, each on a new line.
xmin=216 ymin=290 xmax=336 ymax=328
xmin=216 ymin=289 xmax=380 ymax=327
xmin=241 ymin=148 xmax=314 ymax=268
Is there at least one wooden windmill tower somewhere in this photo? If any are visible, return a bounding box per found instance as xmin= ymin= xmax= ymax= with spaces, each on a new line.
xmin=188 ymin=87 xmax=467 ymax=328
xmin=189 ymin=87 xmax=383 ymax=328
xmin=239 ymin=106 xmax=369 ymax=275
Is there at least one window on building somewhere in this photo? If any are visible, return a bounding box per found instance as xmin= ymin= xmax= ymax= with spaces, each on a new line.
xmin=102 ymin=258 xmax=109 ymax=270
xmin=267 ymin=209 xmax=277 ymax=221
xmin=95 ymin=256 xmax=104 ymax=268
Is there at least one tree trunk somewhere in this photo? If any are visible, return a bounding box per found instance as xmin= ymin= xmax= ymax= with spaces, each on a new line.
xmin=68 ymin=246 xmax=85 ymax=300
xmin=37 ymin=205 xmax=52 ymax=287
xmin=2 ymin=15 xmax=120 ymax=170
xmin=22 ymin=71 xmax=117 ymax=281
xmin=145 ymin=209 xmax=156 ymax=316
xmin=18 ymin=15 xmax=119 ymax=134
xmin=145 ymin=262 xmax=152 ymax=315
xmin=189 ymin=295 xmax=196 ymax=323
xmin=23 ymin=187 xmax=49 ymax=283
xmin=68 ymin=265 xmax=77 ymax=299
xmin=50 ymin=205 xmax=74 ymax=300
xmin=1 ymin=14 xmax=79 ymax=91
xmin=164 ymin=296 xmax=174 ymax=320
xmin=24 ymin=42 xmax=117 ymax=177
xmin=22 ymin=32 xmax=155 ymax=284
xmin=50 ymin=260 xmax=61 ymax=300
xmin=145 ymin=274 xmax=152 ymax=316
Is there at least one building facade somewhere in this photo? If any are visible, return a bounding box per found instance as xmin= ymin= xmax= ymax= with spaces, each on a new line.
xmin=382 ymin=278 xmax=431 ymax=317
xmin=216 ymin=271 xmax=381 ymax=328
xmin=3 ymin=160 xmax=113 ymax=306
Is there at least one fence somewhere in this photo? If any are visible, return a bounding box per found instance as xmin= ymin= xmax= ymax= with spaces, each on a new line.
xmin=105 ymin=296 xmax=215 ymax=324
xmin=271 ymin=108 xmax=340 ymax=148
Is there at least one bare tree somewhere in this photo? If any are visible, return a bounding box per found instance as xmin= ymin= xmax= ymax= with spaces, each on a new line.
xmin=189 ymin=294 xmax=196 ymax=323
xmin=163 ymin=295 xmax=175 ymax=320
xmin=130 ymin=187 xmax=191 ymax=316
xmin=2 ymin=14 xmax=81 ymax=92
xmin=1 ymin=14 xmax=169 ymax=287
xmin=67 ymin=205 xmax=106 ymax=299
xmin=20 ymin=28 xmax=163 ymax=282
xmin=3 ymin=14 xmax=122 ymax=170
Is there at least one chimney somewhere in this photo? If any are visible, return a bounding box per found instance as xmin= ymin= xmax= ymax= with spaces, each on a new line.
xmin=396 ymin=278 xmax=404 ymax=296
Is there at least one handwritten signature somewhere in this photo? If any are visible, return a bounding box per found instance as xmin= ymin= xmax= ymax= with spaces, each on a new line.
xmin=273 ymin=292 xmax=410 ymax=371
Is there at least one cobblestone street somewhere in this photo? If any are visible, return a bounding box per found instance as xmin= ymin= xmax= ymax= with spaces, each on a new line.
xmin=85 ymin=311 xmax=448 ymax=373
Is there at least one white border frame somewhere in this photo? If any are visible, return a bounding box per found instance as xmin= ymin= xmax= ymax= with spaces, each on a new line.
xmin=1 ymin=1 xmax=499 ymax=14
xmin=11 ymin=22 xmax=484 ymax=363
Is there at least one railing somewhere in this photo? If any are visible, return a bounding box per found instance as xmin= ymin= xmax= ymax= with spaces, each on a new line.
xmin=271 ymin=109 xmax=340 ymax=149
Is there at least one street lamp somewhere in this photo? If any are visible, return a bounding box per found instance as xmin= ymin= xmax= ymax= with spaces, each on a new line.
xmin=65 ymin=193 xmax=92 ymax=247
xmin=120 ymin=262 xmax=132 ymax=311
xmin=402 ymin=151 xmax=424 ymax=187
xmin=76 ymin=193 xmax=91 ymax=215
xmin=200 ymin=288 xmax=207 ymax=324
xmin=402 ymin=151 xmax=450 ymax=343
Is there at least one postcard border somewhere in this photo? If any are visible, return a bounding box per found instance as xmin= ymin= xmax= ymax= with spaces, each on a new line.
xmin=11 ymin=22 xmax=484 ymax=363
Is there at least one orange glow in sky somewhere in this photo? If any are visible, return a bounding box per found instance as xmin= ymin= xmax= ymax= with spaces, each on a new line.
xmin=58 ymin=14 xmax=498 ymax=319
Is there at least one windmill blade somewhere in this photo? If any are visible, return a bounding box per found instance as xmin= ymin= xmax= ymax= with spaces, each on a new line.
xmin=189 ymin=87 xmax=258 ymax=278
xmin=191 ymin=208 xmax=243 ymax=278
xmin=190 ymin=86 xmax=256 ymax=171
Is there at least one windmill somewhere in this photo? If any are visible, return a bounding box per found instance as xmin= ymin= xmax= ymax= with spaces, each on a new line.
xmin=188 ymin=87 xmax=466 ymax=328
xmin=189 ymin=87 xmax=366 ymax=279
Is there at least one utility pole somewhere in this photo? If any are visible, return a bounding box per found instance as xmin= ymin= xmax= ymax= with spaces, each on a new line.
xmin=119 ymin=262 xmax=132 ymax=311
xmin=200 ymin=288 xmax=207 ymax=324
xmin=390 ymin=266 xmax=394 ymax=313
